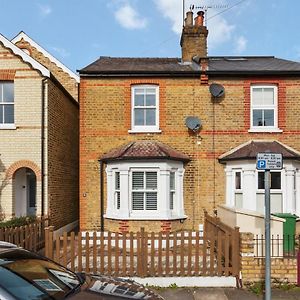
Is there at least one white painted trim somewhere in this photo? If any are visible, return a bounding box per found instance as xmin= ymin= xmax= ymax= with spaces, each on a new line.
xmin=53 ymin=220 xmax=78 ymax=238
xmin=128 ymin=129 xmax=162 ymax=134
xmin=248 ymin=129 xmax=282 ymax=133
xmin=0 ymin=33 xmax=49 ymax=77
xmin=0 ymin=124 xmax=16 ymax=130
xmin=104 ymin=214 xmax=188 ymax=220
xmin=122 ymin=276 xmax=236 ymax=288
xmin=11 ymin=32 xmax=79 ymax=83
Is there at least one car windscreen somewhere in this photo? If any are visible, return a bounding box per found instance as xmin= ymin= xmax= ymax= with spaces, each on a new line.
xmin=0 ymin=249 xmax=80 ymax=300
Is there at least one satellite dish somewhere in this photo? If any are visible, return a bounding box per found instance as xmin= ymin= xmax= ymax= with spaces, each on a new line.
xmin=209 ymin=83 xmax=225 ymax=98
xmin=185 ymin=116 xmax=202 ymax=132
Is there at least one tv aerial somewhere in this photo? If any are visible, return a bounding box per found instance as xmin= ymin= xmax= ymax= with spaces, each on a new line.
xmin=188 ymin=3 xmax=228 ymax=26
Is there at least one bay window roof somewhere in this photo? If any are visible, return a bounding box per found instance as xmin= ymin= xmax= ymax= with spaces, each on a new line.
xmin=219 ymin=140 xmax=300 ymax=163
xmin=100 ymin=140 xmax=190 ymax=163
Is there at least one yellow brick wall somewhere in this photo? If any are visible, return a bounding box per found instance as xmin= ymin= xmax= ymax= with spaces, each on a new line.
xmin=0 ymin=42 xmax=43 ymax=219
xmin=47 ymin=80 xmax=79 ymax=229
xmin=0 ymin=42 xmax=79 ymax=229
xmin=79 ymin=76 xmax=300 ymax=232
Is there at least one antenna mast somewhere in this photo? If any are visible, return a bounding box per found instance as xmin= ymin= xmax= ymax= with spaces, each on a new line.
xmin=189 ymin=4 xmax=228 ymax=26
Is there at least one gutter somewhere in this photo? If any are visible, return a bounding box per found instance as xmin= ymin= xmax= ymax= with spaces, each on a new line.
xmin=99 ymin=160 xmax=104 ymax=232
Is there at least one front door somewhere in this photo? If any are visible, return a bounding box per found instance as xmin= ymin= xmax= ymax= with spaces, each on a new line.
xmin=14 ymin=168 xmax=36 ymax=217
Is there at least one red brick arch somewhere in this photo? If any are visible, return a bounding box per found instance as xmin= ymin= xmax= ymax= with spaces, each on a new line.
xmin=6 ymin=160 xmax=41 ymax=181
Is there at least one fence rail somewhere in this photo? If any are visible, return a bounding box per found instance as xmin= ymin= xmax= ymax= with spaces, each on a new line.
xmin=0 ymin=216 xmax=49 ymax=252
xmin=254 ymin=234 xmax=300 ymax=257
xmin=45 ymin=214 xmax=240 ymax=278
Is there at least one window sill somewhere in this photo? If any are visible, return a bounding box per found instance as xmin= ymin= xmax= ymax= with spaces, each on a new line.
xmin=0 ymin=124 xmax=16 ymax=130
xmin=248 ymin=128 xmax=282 ymax=133
xmin=104 ymin=214 xmax=187 ymax=221
xmin=128 ymin=129 xmax=162 ymax=134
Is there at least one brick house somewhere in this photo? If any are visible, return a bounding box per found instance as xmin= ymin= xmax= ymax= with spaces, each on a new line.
xmin=0 ymin=32 xmax=79 ymax=230
xmin=79 ymin=11 xmax=300 ymax=232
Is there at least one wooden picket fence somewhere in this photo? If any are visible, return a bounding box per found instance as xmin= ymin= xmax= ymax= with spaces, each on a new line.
xmin=0 ymin=216 xmax=49 ymax=252
xmin=45 ymin=213 xmax=240 ymax=278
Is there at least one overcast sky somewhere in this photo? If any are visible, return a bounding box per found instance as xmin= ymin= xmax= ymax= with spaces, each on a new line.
xmin=1 ymin=0 xmax=299 ymax=72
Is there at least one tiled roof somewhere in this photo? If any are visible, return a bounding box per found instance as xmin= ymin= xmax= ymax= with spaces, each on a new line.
xmin=79 ymin=57 xmax=196 ymax=74
xmin=219 ymin=140 xmax=300 ymax=162
xmin=208 ymin=56 xmax=300 ymax=74
xmin=79 ymin=56 xmax=300 ymax=75
xmin=100 ymin=140 xmax=190 ymax=162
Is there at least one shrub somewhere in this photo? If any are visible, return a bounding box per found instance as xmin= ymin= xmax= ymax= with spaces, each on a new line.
xmin=0 ymin=216 xmax=37 ymax=228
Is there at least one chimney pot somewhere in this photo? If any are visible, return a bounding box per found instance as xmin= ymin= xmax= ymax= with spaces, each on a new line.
xmin=195 ymin=10 xmax=205 ymax=27
xmin=185 ymin=11 xmax=193 ymax=27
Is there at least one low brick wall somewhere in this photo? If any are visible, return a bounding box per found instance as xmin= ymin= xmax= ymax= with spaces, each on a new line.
xmin=240 ymin=233 xmax=298 ymax=284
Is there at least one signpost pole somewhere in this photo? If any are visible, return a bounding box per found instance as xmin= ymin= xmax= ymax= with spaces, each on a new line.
xmin=256 ymin=152 xmax=282 ymax=300
xmin=265 ymin=170 xmax=271 ymax=300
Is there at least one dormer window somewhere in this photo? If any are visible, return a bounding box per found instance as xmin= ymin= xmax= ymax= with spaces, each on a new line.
xmin=130 ymin=85 xmax=160 ymax=133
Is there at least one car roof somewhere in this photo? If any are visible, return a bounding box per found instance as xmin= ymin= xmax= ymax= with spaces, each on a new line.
xmin=0 ymin=241 xmax=18 ymax=249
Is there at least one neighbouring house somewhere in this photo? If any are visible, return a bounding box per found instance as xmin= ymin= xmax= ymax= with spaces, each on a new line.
xmin=78 ymin=10 xmax=300 ymax=232
xmin=0 ymin=31 xmax=79 ymax=230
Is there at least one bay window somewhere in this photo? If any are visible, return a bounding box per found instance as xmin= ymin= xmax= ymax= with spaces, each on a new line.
xmin=106 ymin=161 xmax=185 ymax=220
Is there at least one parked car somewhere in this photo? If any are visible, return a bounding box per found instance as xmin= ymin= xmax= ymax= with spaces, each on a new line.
xmin=0 ymin=242 xmax=164 ymax=300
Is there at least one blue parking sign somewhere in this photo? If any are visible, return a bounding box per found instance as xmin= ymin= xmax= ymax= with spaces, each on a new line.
xmin=257 ymin=160 xmax=266 ymax=169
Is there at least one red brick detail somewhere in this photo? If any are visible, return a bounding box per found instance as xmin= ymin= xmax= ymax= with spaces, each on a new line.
xmin=6 ymin=160 xmax=41 ymax=181
xmin=161 ymin=221 xmax=172 ymax=232
xmin=244 ymin=79 xmax=286 ymax=130
xmin=119 ymin=220 xmax=129 ymax=233
xmin=0 ymin=70 xmax=15 ymax=80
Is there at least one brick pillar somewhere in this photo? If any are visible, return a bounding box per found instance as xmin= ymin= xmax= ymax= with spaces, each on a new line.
xmin=240 ymin=232 xmax=259 ymax=284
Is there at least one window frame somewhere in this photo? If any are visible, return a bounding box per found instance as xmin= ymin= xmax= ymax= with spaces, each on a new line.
xmin=130 ymin=85 xmax=160 ymax=133
xmin=0 ymin=81 xmax=15 ymax=129
xmin=130 ymin=169 xmax=158 ymax=215
xmin=250 ymin=85 xmax=279 ymax=132
xmin=114 ymin=171 xmax=120 ymax=210
xmin=256 ymin=170 xmax=282 ymax=192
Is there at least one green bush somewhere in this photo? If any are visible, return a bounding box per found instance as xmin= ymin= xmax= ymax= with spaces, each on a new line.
xmin=0 ymin=216 xmax=37 ymax=228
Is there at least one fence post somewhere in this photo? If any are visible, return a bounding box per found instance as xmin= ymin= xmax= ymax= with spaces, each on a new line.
xmin=297 ymin=250 xmax=300 ymax=286
xmin=232 ymin=226 xmax=240 ymax=277
xmin=140 ymin=227 xmax=145 ymax=277
xmin=45 ymin=226 xmax=54 ymax=259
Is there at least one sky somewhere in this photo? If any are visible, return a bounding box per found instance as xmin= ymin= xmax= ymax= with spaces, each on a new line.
xmin=0 ymin=0 xmax=300 ymax=73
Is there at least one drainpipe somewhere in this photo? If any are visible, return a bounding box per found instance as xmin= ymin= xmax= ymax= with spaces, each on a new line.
xmin=41 ymin=78 xmax=47 ymax=217
xmin=99 ymin=160 xmax=104 ymax=232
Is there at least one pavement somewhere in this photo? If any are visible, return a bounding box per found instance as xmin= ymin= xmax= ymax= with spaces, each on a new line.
xmin=155 ymin=287 xmax=300 ymax=299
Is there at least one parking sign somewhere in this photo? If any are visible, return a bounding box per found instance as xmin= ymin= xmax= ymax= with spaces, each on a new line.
xmin=256 ymin=153 xmax=283 ymax=170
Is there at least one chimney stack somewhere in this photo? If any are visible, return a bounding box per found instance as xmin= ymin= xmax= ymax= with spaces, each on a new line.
xmin=180 ymin=10 xmax=208 ymax=62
